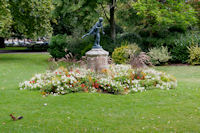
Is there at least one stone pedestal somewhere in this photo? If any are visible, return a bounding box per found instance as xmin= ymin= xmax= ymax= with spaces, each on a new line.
xmin=86 ymin=48 xmax=109 ymax=72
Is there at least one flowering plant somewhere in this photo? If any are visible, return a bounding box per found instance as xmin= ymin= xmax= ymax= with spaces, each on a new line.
xmin=19 ymin=65 xmax=177 ymax=95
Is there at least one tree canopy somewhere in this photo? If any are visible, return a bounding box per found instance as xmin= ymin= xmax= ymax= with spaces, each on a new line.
xmin=133 ymin=0 xmax=198 ymax=35
xmin=0 ymin=0 xmax=12 ymax=38
xmin=0 ymin=0 xmax=54 ymax=39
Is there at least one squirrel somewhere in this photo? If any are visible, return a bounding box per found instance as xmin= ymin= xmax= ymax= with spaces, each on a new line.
xmin=9 ymin=114 xmax=23 ymax=121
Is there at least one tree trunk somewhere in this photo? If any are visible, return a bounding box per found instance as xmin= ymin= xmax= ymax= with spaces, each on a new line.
xmin=110 ymin=0 xmax=116 ymax=43
xmin=0 ymin=37 xmax=5 ymax=48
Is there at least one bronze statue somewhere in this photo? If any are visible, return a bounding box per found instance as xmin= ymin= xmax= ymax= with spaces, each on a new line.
xmin=82 ymin=17 xmax=105 ymax=49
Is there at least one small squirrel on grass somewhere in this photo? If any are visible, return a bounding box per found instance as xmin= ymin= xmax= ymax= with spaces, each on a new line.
xmin=9 ymin=114 xmax=23 ymax=121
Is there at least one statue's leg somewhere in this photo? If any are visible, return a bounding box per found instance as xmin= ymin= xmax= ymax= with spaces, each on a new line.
xmin=97 ymin=33 xmax=100 ymax=46
xmin=94 ymin=35 xmax=97 ymax=46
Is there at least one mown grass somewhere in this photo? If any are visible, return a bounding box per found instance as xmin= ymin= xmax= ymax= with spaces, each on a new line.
xmin=0 ymin=54 xmax=200 ymax=132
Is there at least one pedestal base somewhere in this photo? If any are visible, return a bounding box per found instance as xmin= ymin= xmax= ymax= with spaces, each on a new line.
xmin=86 ymin=48 xmax=109 ymax=72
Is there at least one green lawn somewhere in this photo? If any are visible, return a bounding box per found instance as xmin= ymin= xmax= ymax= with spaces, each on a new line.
xmin=0 ymin=47 xmax=27 ymax=50
xmin=0 ymin=54 xmax=200 ymax=132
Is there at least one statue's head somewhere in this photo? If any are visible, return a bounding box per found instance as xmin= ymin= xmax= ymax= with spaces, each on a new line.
xmin=99 ymin=17 xmax=103 ymax=22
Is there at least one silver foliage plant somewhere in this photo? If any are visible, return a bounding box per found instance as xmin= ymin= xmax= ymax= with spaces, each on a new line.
xmin=148 ymin=46 xmax=172 ymax=65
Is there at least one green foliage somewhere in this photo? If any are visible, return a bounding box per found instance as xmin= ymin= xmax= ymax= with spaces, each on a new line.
xmin=112 ymin=42 xmax=141 ymax=64
xmin=148 ymin=46 xmax=172 ymax=65
xmin=104 ymin=24 xmax=124 ymax=35
xmin=142 ymin=31 xmax=200 ymax=63
xmin=187 ymin=44 xmax=200 ymax=65
xmin=117 ymin=32 xmax=142 ymax=45
xmin=189 ymin=0 xmax=200 ymax=28
xmin=48 ymin=34 xmax=67 ymax=59
xmin=48 ymin=34 xmax=94 ymax=59
xmin=100 ymin=35 xmax=116 ymax=54
xmin=65 ymin=36 xmax=93 ymax=59
xmin=116 ymin=1 xmax=141 ymax=31
xmin=9 ymin=0 xmax=53 ymax=38
xmin=52 ymin=0 xmax=100 ymax=35
xmin=0 ymin=0 xmax=12 ymax=37
xmin=133 ymin=0 xmax=198 ymax=34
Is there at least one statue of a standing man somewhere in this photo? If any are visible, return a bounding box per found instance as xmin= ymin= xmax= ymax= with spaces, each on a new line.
xmin=82 ymin=17 xmax=105 ymax=49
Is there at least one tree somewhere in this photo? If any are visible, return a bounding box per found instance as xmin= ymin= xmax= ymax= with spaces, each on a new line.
xmin=99 ymin=0 xmax=131 ymax=42
xmin=133 ymin=0 xmax=198 ymax=36
xmin=52 ymin=0 xmax=99 ymax=36
xmin=0 ymin=0 xmax=54 ymax=48
xmin=108 ymin=0 xmax=116 ymax=42
xmin=52 ymin=0 xmax=120 ymax=42
xmin=0 ymin=0 xmax=12 ymax=48
xmin=188 ymin=0 xmax=200 ymax=28
xmin=9 ymin=0 xmax=54 ymax=38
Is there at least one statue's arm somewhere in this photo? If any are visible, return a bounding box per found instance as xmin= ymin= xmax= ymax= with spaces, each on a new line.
xmin=82 ymin=27 xmax=94 ymax=39
xmin=82 ymin=34 xmax=89 ymax=39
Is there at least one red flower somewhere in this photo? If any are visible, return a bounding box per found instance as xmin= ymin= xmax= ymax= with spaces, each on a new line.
xmin=81 ymin=84 xmax=85 ymax=88
xmin=67 ymin=75 xmax=71 ymax=77
xmin=93 ymin=82 xmax=99 ymax=89
xmin=55 ymin=72 xmax=57 ymax=74
xmin=59 ymin=72 xmax=61 ymax=74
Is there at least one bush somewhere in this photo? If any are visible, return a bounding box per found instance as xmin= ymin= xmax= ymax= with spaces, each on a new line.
xmin=19 ymin=65 xmax=177 ymax=95
xmin=187 ymin=44 xmax=200 ymax=65
xmin=117 ymin=32 xmax=142 ymax=46
xmin=104 ymin=24 xmax=124 ymax=35
xmin=148 ymin=46 xmax=172 ymax=65
xmin=48 ymin=34 xmax=68 ymax=59
xmin=112 ymin=42 xmax=141 ymax=64
xmin=142 ymin=31 xmax=200 ymax=63
xmin=66 ymin=36 xmax=93 ymax=59
xmin=48 ymin=34 xmax=93 ymax=59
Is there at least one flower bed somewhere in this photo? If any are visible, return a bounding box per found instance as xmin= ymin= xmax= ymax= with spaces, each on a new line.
xmin=19 ymin=65 xmax=177 ymax=95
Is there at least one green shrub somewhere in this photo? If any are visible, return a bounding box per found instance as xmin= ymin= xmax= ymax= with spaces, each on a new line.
xmin=148 ymin=46 xmax=172 ymax=65
xmin=104 ymin=24 xmax=124 ymax=35
xmin=48 ymin=34 xmax=68 ymax=59
xmin=112 ymin=42 xmax=141 ymax=64
xmin=65 ymin=34 xmax=116 ymax=59
xmin=117 ymin=32 xmax=142 ymax=46
xmin=101 ymin=35 xmax=116 ymax=54
xmin=48 ymin=34 xmax=94 ymax=59
xmin=142 ymin=31 xmax=200 ymax=63
xmin=187 ymin=44 xmax=200 ymax=65
xmin=66 ymin=36 xmax=93 ymax=59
